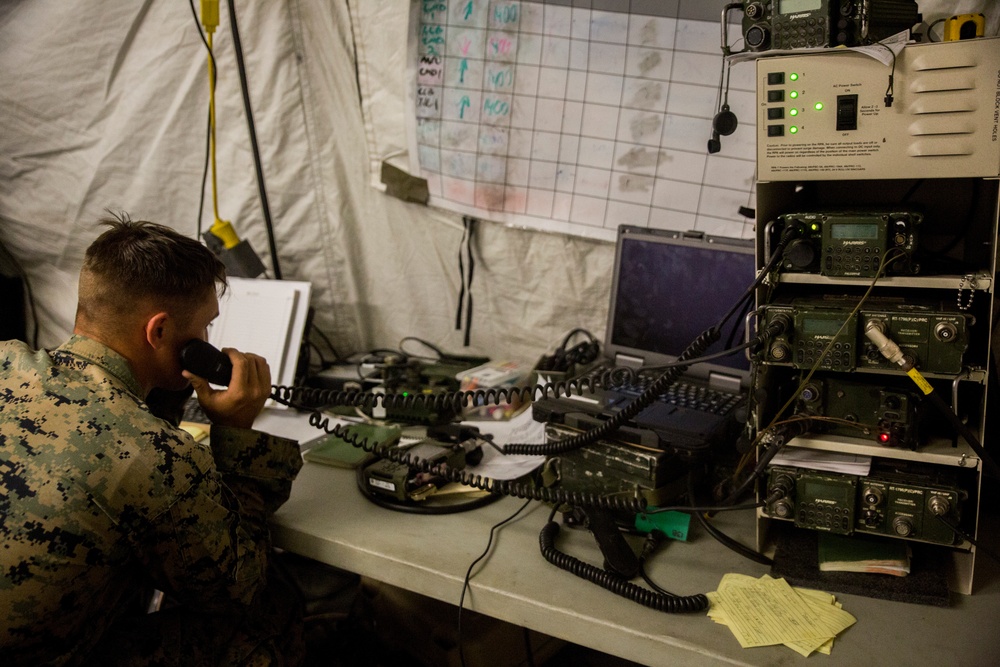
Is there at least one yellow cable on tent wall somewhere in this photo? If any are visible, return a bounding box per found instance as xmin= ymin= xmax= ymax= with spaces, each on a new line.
xmin=201 ymin=0 xmax=240 ymax=250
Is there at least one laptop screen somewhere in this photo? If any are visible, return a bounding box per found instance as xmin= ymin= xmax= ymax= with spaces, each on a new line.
xmin=605 ymin=227 xmax=756 ymax=377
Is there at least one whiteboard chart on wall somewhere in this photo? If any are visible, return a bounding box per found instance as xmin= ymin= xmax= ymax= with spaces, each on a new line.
xmin=408 ymin=0 xmax=757 ymax=242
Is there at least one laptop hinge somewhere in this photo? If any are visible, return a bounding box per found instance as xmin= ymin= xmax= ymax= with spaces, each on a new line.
xmin=708 ymin=371 xmax=742 ymax=393
xmin=613 ymin=353 xmax=645 ymax=369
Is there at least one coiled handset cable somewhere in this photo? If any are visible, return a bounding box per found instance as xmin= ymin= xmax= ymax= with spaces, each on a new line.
xmin=537 ymin=506 xmax=709 ymax=613
xmin=301 ymin=314 xmax=794 ymax=516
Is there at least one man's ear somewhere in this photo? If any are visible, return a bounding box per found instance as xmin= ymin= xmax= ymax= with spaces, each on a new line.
xmin=144 ymin=312 xmax=171 ymax=349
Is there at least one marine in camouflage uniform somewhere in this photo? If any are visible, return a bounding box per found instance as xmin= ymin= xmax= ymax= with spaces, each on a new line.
xmin=0 ymin=216 xmax=305 ymax=665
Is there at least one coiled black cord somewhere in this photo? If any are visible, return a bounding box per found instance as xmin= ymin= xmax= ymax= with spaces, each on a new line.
xmin=272 ymin=329 xmax=730 ymax=514
xmin=277 ymin=317 xmax=784 ymax=513
xmin=538 ymin=520 xmax=709 ymax=613
xmin=273 ymin=324 xmax=721 ymax=454
xmin=509 ymin=327 xmax=722 ymax=456
xmin=271 ymin=373 xmax=603 ymax=415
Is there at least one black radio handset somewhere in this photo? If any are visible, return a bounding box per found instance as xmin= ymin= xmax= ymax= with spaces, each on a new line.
xmin=586 ymin=508 xmax=641 ymax=579
xmin=180 ymin=339 xmax=233 ymax=386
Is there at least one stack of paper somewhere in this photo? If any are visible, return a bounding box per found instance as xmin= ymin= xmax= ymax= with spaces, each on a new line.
xmin=707 ymin=573 xmax=856 ymax=657
xmin=818 ymin=533 xmax=911 ymax=577
xmin=770 ymin=447 xmax=872 ymax=476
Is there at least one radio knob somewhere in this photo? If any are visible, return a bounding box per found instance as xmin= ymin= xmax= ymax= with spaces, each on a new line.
xmin=836 ymin=19 xmax=855 ymax=45
xmin=783 ymin=239 xmax=816 ymax=270
xmin=892 ymin=516 xmax=914 ymax=537
xmin=768 ymin=473 xmax=795 ymax=499
xmin=862 ymin=509 xmax=880 ymax=527
xmin=934 ymin=321 xmax=958 ymax=342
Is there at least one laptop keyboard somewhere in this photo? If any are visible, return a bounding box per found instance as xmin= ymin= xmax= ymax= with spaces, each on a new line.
xmin=586 ymin=366 xmax=743 ymax=415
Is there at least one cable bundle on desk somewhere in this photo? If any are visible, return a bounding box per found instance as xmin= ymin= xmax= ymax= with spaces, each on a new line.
xmin=308 ymin=413 xmax=648 ymax=514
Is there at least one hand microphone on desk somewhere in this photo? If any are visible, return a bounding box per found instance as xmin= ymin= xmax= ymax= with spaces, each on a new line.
xmin=180 ymin=339 xmax=233 ymax=386
xmin=587 ymin=508 xmax=641 ymax=579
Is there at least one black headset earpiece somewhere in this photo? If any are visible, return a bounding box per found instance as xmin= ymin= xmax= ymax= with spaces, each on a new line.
xmin=714 ymin=104 xmax=739 ymax=136
xmin=707 ymin=104 xmax=739 ymax=154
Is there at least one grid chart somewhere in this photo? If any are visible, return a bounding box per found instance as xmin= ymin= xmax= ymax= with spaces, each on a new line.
xmin=412 ymin=0 xmax=757 ymax=241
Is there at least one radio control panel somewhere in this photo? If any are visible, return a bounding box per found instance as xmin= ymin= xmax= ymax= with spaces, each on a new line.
xmin=763 ymin=461 xmax=968 ymax=545
xmin=758 ymin=297 xmax=971 ymax=375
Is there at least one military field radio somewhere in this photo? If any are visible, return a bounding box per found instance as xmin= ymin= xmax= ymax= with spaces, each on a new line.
xmin=765 ymin=210 xmax=921 ymax=278
xmin=761 ymin=460 xmax=969 ymax=546
xmin=757 ymin=295 xmax=972 ymax=376
xmin=739 ymin=0 xmax=921 ymax=52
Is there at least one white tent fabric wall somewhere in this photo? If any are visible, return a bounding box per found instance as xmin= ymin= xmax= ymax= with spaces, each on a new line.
xmin=0 ymin=0 xmax=612 ymax=364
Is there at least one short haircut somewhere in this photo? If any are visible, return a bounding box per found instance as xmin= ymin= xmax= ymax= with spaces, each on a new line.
xmin=78 ymin=212 xmax=228 ymax=327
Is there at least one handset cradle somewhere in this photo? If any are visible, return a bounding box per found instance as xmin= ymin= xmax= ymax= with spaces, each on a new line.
xmin=180 ymin=339 xmax=233 ymax=386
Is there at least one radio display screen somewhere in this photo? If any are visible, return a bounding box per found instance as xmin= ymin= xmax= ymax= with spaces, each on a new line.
xmin=801 ymin=317 xmax=842 ymax=335
xmin=779 ymin=0 xmax=823 ymax=14
xmin=803 ymin=480 xmax=848 ymax=504
xmin=831 ymin=223 xmax=879 ymax=239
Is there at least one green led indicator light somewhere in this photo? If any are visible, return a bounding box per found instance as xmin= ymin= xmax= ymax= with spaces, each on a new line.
xmin=790 ymin=91 xmax=799 ymax=99
xmin=790 ymin=73 xmax=799 ymax=81
xmin=814 ymin=102 xmax=824 ymax=110
xmin=810 ymin=223 xmax=819 ymax=231
xmin=789 ymin=108 xmax=799 ymax=116
xmin=790 ymin=126 xmax=799 ymax=134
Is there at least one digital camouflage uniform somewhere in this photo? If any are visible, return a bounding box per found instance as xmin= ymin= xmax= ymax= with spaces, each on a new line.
xmin=0 ymin=336 xmax=304 ymax=666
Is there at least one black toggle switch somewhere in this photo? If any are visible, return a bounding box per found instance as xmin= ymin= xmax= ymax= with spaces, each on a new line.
xmin=836 ymin=94 xmax=858 ymax=131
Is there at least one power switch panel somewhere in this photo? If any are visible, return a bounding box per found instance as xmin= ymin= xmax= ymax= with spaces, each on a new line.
xmin=836 ymin=94 xmax=859 ymax=131
xmin=757 ymin=39 xmax=1000 ymax=181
